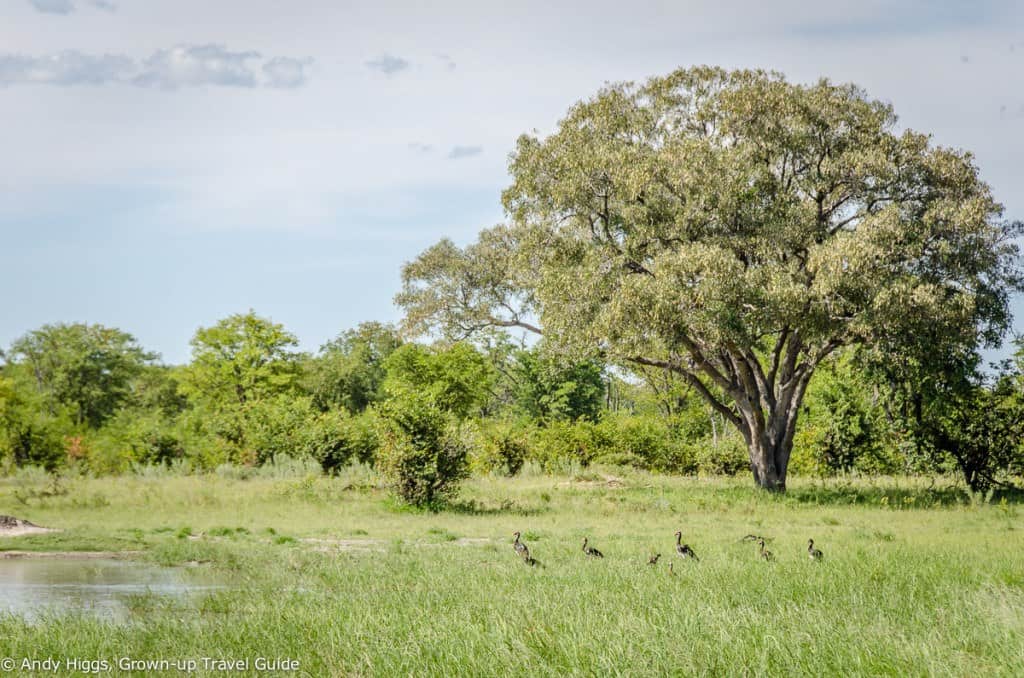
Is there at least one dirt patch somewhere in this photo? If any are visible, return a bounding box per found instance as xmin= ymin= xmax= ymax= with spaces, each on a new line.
xmin=0 ymin=515 xmax=58 ymax=538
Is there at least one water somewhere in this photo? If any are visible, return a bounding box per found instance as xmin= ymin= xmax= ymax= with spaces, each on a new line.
xmin=0 ymin=557 xmax=220 ymax=622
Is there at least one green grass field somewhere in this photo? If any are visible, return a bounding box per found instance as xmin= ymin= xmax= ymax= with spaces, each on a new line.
xmin=2 ymin=467 xmax=1023 ymax=676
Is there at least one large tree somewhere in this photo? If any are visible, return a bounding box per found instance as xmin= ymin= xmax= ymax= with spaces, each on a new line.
xmin=398 ymin=67 xmax=1021 ymax=491
xmin=181 ymin=311 xmax=300 ymax=409
xmin=6 ymin=322 xmax=154 ymax=428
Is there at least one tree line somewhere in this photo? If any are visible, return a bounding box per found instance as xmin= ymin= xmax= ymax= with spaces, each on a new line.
xmin=3 ymin=66 xmax=1023 ymax=498
xmin=1 ymin=312 xmax=1021 ymax=500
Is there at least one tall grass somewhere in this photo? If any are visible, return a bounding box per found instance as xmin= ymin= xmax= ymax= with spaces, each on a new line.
xmin=1 ymin=470 xmax=1022 ymax=676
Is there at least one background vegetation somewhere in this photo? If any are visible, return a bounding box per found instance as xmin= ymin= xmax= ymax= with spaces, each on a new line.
xmin=2 ymin=312 xmax=1022 ymax=504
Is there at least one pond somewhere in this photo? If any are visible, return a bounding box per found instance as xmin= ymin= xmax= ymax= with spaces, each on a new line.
xmin=0 ymin=557 xmax=221 ymax=622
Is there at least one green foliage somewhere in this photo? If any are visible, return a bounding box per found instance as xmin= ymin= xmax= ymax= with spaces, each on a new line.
xmin=400 ymin=66 xmax=1022 ymax=490
xmin=507 ymin=346 xmax=605 ymax=422
xmin=87 ymin=408 xmax=185 ymax=474
xmin=375 ymin=390 xmax=469 ymax=506
xmin=181 ymin=311 xmax=300 ymax=409
xmin=527 ymin=419 xmax=599 ymax=472
xmin=306 ymin=322 xmax=401 ymax=413
xmin=6 ymin=322 xmax=154 ymax=428
xmin=469 ymin=421 xmax=528 ymax=476
xmin=313 ymin=411 xmax=379 ymax=474
xmin=691 ymin=436 xmax=750 ymax=476
xmin=0 ymin=375 xmax=74 ymax=471
xmin=791 ymin=355 xmax=886 ymax=476
xmin=383 ymin=342 xmax=493 ymax=420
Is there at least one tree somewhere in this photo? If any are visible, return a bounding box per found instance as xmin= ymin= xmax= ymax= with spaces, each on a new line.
xmin=383 ymin=343 xmax=494 ymax=421
xmin=306 ymin=322 xmax=401 ymax=413
xmin=375 ymin=389 xmax=469 ymax=507
xmin=6 ymin=322 xmax=154 ymax=428
xmin=506 ymin=346 xmax=605 ymax=423
xmin=181 ymin=311 xmax=300 ymax=409
xmin=398 ymin=67 xmax=1021 ymax=491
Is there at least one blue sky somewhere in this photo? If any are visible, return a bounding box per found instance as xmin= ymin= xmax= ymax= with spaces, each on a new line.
xmin=1 ymin=0 xmax=1022 ymax=364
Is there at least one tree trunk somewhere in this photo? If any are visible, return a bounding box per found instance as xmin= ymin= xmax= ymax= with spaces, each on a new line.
xmin=745 ymin=430 xmax=792 ymax=492
xmin=733 ymin=366 xmax=811 ymax=493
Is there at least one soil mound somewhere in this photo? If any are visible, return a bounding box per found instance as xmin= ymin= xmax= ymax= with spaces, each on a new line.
xmin=0 ymin=515 xmax=54 ymax=536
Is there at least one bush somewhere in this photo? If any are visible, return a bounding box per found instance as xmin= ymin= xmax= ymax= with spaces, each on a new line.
xmin=88 ymin=409 xmax=185 ymax=474
xmin=692 ymin=436 xmax=749 ymax=476
xmin=375 ymin=390 xmax=468 ymax=507
xmin=595 ymin=415 xmax=697 ymax=474
xmin=313 ymin=410 xmax=380 ymax=473
xmin=470 ymin=422 xmax=528 ymax=476
xmin=527 ymin=420 xmax=599 ymax=472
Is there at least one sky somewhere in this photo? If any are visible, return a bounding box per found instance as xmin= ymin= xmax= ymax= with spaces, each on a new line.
xmin=1 ymin=0 xmax=1022 ymax=364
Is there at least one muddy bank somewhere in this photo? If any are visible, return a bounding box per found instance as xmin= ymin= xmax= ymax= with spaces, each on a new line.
xmin=0 ymin=515 xmax=57 ymax=537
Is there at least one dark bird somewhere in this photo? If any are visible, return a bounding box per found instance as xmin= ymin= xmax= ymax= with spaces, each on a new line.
xmin=648 ymin=553 xmax=661 ymax=565
xmin=758 ymin=538 xmax=774 ymax=562
xmin=582 ymin=537 xmax=604 ymax=558
xmin=808 ymin=539 xmax=823 ymax=561
xmin=512 ymin=531 xmax=531 ymax=561
xmin=674 ymin=531 xmax=699 ymax=561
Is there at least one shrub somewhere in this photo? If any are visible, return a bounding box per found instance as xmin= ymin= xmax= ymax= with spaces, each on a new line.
xmin=527 ymin=420 xmax=598 ymax=472
xmin=88 ymin=409 xmax=185 ymax=474
xmin=595 ymin=415 xmax=697 ymax=473
xmin=375 ymin=390 xmax=468 ymax=507
xmin=470 ymin=421 xmax=528 ymax=476
xmin=313 ymin=410 xmax=379 ymax=474
xmin=692 ymin=436 xmax=749 ymax=476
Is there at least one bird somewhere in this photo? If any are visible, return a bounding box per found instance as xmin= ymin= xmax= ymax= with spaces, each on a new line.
xmin=512 ymin=531 xmax=531 ymax=561
xmin=758 ymin=538 xmax=774 ymax=562
xmin=582 ymin=537 xmax=604 ymax=558
xmin=647 ymin=553 xmax=661 ymax=565
xmin=668 ymin=562 xmax=675 ymax=576
xmin=808 ymin=539 xmax=823 ymax=561
xmin=674 ymin=531 xmax=699 ymax=561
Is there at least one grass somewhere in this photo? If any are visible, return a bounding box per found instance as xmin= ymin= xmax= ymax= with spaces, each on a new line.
xmin=1 ymin=467 xmax=1023 ymax=676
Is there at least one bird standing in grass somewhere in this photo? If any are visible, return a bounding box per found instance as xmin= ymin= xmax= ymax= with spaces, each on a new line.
xmin=582 ymin=537 xmax=604 ymax=558
xmin=758 ymin=538 xmax=774 ymax=562
xmin=648 ymin=553 xmax=661 ymax=565
xmin=668 ymin=562 xmax=675 ymax=576
xmin=808 ymin=539 xmax=823 ymax=561
xmin=674 ymin=531 xmax=699 ymax=561
xmin=512 ymin=531 xmax=530 ymax=561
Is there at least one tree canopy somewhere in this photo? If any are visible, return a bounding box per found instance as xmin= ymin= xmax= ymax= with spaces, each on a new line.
xmin=398 ymin=66 xmax=1022 ymax=490
xmin=6 ymin=322 xmax=154 ymax=428
xmin=181 ymin=311 xmax=300 ymax=409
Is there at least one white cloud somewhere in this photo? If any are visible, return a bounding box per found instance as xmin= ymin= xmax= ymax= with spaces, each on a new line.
xmin=28 ymin=0 xmax=74 ymax=14
xmin=0 ymin=45 xmax=312 ymax=89
xmin=365 ymin=53 xmax=410 ymax=75
xmin=27 ymin=0 xmax=116 ymax=12
xmin=134 ymin=44 xmax=261 ymax=89
xmin=448 ymin=145 xmax=482 ymax=159
xmin=0 ymin=50 xmax=133 ymax=85
xmin=262 ymin=56 xmax=313 ymax=89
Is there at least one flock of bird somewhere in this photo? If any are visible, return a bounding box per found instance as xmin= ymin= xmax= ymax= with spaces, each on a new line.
xmin=510 ymin=530 xmax=824 ymax=570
